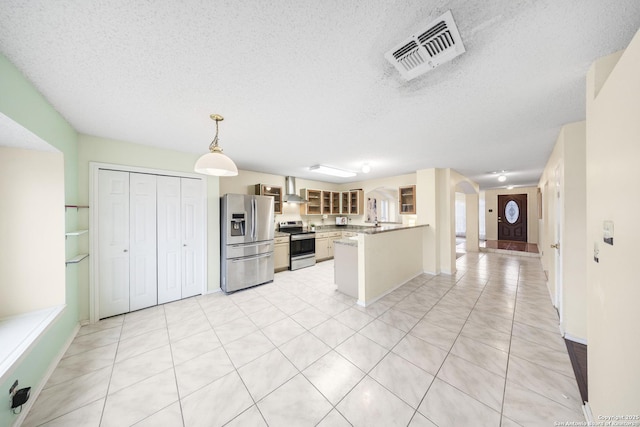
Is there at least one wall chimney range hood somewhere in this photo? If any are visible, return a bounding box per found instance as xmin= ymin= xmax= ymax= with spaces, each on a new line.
xmin=284 ymin=176 xmax=307 ymax=203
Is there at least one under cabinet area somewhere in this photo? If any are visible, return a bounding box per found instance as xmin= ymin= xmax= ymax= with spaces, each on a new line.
xmin=399 ymin=185 xmax=416 ymax=214
xmin=274 ymin=236 xmax=290 ymax=271
xmin=255 ymin=184 xmax=283 ymax=214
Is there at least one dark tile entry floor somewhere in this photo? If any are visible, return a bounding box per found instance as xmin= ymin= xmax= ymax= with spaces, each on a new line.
xmin=482 ymin=240 xmax=539 ymax=254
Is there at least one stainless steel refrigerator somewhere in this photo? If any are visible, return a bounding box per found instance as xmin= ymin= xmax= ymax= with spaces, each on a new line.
xmin=220 ymin=194 xmax=275 ymax=293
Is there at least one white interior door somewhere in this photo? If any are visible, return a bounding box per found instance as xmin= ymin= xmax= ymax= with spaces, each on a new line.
xmin=157 ymin=176 xmax=182 ymax=304
xmin=554 ymin=165 xmax=563 ymax=323
xmin=129 ymin=173 xmax=158 ymax=311
xmin=98 ymin=170 xmax=130 ymax=318
xmin=181 ymin=178 xmax=204 ymax=298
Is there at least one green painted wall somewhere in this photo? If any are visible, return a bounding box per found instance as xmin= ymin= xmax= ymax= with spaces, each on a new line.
xmin=0 ymin=53 xmax=79 ymax=426
xmin=77 ymin=134 xmax=221 ymax=321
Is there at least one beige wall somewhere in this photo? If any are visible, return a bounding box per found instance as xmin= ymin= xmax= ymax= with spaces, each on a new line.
xmin=220 ymin=169 xmax=418 ymax=227
xmin=538 ymin=122 xmax=587 ymax=341
xmin=0 ymin=147 xmax=65 ymax=317
xmin=77 ymin=134 xmax=220 ymax=321
xmin=465 ymin=193 xmax=480 ymax=251
xmin=416 ymin=168 xmax=465 ymax=275
xmin=337 ymin=173 xmax=417 ymax=226
xmin=357 ymin=228 xmax=424 ymax=304
xmin=219 ymin=169 xmax=338 ymax=226
xmin=222 ymin=167 xmax=476 ymax=278
xmin=452 ymin=170 xmax=480 ymax=254
xmin=483 ymin=186 xmax=539 ymax=244
xmin=585 ymin=31 xmax=640 ymax=416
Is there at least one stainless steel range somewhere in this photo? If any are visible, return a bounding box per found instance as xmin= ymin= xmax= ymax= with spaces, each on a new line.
xmin=279 ymin=221 xmax=316 ymax=270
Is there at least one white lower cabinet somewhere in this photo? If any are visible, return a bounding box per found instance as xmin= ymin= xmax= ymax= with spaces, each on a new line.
xmin=315 ymin=237 xmax=329 ymax=260
xmin=98 ymin=169 xmax=205 ymax=319
xmin=315 ymin=231 xmax=343 ymax=261
xmin=274 ymin=236 xmax=290 ymax=271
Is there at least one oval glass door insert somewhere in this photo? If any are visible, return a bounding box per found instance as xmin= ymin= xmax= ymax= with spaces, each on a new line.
xmin=505 ymin=200 xmax=519 ymax=224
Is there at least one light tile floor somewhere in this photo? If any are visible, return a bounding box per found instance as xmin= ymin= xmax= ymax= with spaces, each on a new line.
xmin=23 ymin=252 xmax=585 ymax=427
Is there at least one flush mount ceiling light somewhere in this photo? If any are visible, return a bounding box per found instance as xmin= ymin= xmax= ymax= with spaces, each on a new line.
xmin=309 ymin=165 xmax=356 ymax=178
xmin=194 ymin=114 xmax=238 ymax=176
xmin=507 ymin=185 xmax=514 ymax=189
xmin=497 ymin=174 xmax=507 ymax=182
xmin=362 ymin=163 xmax=371 ymax=174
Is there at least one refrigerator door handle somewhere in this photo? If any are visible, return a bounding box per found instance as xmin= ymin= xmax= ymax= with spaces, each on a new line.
xmin=252 ymin=198 xmax=257 ymax=241
xmin=230 ymin=242 xmax=272 ymax=248
xmin=231 ymin=252 xmax=272 ymax=262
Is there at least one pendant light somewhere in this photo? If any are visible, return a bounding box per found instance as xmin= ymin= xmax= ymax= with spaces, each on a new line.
xmin=194 ymin=114 xmax=238 ymax=176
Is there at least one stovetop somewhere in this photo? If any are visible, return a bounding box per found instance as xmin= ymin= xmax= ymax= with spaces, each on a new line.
xmin=278 ymin=220 xmax=315 ymax=236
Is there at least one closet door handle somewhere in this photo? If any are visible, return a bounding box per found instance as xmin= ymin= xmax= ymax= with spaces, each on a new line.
xmin=123 ymin=249 xmax=128 ymax=253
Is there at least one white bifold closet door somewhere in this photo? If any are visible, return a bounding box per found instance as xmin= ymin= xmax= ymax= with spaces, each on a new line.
xmin=98 ymin=170 xmax=204 ymax=318
xmin=157 ymin=176 xmax=204 ymax=304
xmin=129 ymin=173 xmax=158 ymax=311
xmin=181 ymin=178 xmax=205 ymax=299
xmin=98 ymin=170 xmax=157 ymax=318
xmin=98 ymin=170 xmax=130 ymax=318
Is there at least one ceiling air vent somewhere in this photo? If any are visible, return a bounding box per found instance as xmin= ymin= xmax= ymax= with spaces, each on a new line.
xmin=385 ymin=10 xmax=465 ymax=81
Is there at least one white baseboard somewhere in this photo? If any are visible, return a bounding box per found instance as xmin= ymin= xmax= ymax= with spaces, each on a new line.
xmin=12 ymin=323 xmax=81 ymax=427
xmin=358 ymin=271 xmax=423 ymax=307
xmin=582 ymin=401 xmax=594 ymax=424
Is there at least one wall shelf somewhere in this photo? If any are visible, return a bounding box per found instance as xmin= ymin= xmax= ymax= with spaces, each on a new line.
xmin=65 ymin=205 xmax=89 ymax=210
xmin=66 ymin=253 xmax=89 ymax=265
xmin=65 ymin=229 xmax=88 ymax=237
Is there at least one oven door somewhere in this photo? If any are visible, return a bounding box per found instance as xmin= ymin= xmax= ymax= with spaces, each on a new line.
xmin=290 ymin=236 xmax=315 ymax=257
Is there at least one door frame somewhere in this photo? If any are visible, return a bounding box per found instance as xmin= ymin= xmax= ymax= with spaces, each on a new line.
xmin=497 ymin=193 xmax=528 ymax=242
xmin=89 ymin=162 xmax=207 ymax=323
xmin=554 ymin=164 xmax=564 ymax=326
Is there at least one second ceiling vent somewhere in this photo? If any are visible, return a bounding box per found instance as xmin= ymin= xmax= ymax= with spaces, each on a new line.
xmin=385 ymin=10 xmax=465 ymax=81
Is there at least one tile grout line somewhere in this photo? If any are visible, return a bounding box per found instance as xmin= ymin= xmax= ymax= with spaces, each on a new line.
xmin=98 ymin=312 xmax=126 ymax=427
xmin=497 ymin=259 xmax=524 ymax=427
xmin=407 ymin=251 xmax=516 ymax=425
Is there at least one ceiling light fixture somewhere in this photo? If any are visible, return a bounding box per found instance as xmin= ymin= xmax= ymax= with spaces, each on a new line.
xmin=309 ymin=165 xmax=356 ymax=178
xmin=194 ymin=114 xmax=238 ymax=176
xmin=362 ymin=163 xmax=371 ymax=174
xmin=507 ymin=185 xmax=514 ymax=190
xmin=497 ymin=174 xmax=507 ymax=182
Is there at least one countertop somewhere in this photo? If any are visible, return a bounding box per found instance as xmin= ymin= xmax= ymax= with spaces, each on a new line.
xmin=334 ymin=238 xmax=358 ymax=247
xmin=358 ymin=223 xmax=429 ymax=234
xmin=316 ymin=224 xmax=429 ymax=235
xmin=276 ymin=224 xmax=428 ymax=237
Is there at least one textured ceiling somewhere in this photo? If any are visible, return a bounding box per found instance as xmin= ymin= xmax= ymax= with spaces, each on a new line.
xmin=1 ymin=1 xmax=638 ymax=188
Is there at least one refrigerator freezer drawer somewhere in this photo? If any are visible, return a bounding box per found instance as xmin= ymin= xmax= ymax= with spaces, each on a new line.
xmin=222 ymin=252 xmax=274 ymax=293
xmin=225 ymin=240 xmax=274 ymax=259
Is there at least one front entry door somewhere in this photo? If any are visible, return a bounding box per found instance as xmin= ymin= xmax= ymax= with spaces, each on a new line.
xmin=497 ymin=194 xmax=527 ymax=242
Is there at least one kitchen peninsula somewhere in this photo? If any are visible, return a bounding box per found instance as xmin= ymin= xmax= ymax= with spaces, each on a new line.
xmin=333 ymin=224 xmax=429 ymax=305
